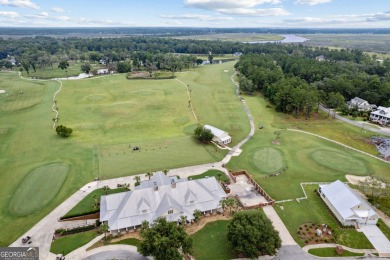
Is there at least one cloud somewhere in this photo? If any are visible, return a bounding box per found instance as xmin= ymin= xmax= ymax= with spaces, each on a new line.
xmin=0 ymin=0 xmax=39 ymax=9
xmin=161 ymin=14 xmax=233 ymax=21
xmin=51 ymin=7 xmax=65 ymax=13
xmin=0 ymin=11 xmax=19 ymax=18
xmin=26 ymin=11 xmax=48 ymax=19
xmin=295 ymin=0 xmax=331 ymax=5
xmin=56 ymin=16 xmax=71 ymax=21
xmin=184 ymin=0 xmax=281 ymax=9
xmin=366 ymin=11 xmax=390 ymax=22
xmin=77 ymin=17 xmax=135 ymax=26
xmin=184 ymin=0 xmax=288 ymax=17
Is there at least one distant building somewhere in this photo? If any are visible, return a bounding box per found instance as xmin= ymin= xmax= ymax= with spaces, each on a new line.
xmin=347 ymin=97 xmax=376 ymax=112
xmin=318 ymin=180 xmax=379 ymax=226
xmin=376 ymin=59 xmax=384 ymax=65
xmin=233 ymin=52 xmax=243 ymax=57
xmin=370 ymin=106 xmax=390 ymax=126
xmin=96 ymin=69 xmax=109 ymax=75
xmin=203 ymin=124 xmax=232 ymax=145
xmin=100 ymin=172 xmax=226 ymax=233
xmin=316 ymin=55 xmax=325 ymax=62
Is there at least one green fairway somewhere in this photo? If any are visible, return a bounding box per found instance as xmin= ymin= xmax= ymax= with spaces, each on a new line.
xmin=188 ymin=169 xmax=229 ymax=182
xmin=311 ymin=149 xmax=368 ymax=174
xmin=10 ymin=163 xmax=69 ymax=216
xmin=50 ymin=230 xmax=98 ymax=255
xmin=0 ymin=62 xmax=249 ymax=246
xmin=191 ymin=220 xmax=235 ymax=260
xmin=252 ymin=147 xmax=286 ymax=174
xmin=308 ymin=248 xmax=364 ymax=257
xmin=227 ymin=94 xmax=390 ymax=200
xmin=275 ymin=185 xmax=373 ymax=249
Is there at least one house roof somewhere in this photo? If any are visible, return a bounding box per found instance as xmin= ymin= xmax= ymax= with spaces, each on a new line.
xmin=320 ymin=180 xmax=377 ymax=220
xmin=371 ymin=106 xmax=390 ymax=118
xmin=204 ymin=125 xmax=230 ymax=139
xmin=100 ymin=172 xmax=226 ymax=230
xmin=350 ymin=97 xmax=368 ymax=105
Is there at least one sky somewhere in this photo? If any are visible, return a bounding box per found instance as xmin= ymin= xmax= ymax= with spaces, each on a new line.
xmin=0 ymin=0 xmax=389 ymax=28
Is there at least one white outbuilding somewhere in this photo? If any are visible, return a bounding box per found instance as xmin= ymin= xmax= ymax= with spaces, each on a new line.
xmin=318 ymin=180 xmax=379 ymax=226
xmin=203 ymin=125 xmax=232 ymax=145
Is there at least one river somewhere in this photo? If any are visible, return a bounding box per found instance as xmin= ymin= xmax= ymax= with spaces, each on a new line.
xmin=244 ymin=34 xmax=309 ymax=44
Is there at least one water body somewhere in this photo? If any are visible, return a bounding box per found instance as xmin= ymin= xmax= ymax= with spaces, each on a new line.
xmin=371 ymin=136 xmax=390 ymax=159
xmin=244 ymin=34 xmax=309 ymax=44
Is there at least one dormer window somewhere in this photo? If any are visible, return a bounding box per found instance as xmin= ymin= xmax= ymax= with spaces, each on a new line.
xmin=168 ymin=209 xmax=174 ymax=214
xmin=142 ymin=210 xmax=147 ymax=213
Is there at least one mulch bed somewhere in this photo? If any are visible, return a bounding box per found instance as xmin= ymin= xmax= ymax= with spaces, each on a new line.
xmin=297 ymin=223 xmax=335 ymax=245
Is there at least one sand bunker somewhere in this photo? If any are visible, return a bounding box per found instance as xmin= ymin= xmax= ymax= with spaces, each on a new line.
xmin=346 ymin=174 xmax=387 ymax=188
xmin=0 ymin=90 xmax=5 ymax=94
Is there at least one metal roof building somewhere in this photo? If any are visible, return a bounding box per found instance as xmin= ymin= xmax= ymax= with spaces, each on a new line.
xmin=203 ymin=124 xmax=232 ymax=145
xmin=100 ymin=172 xmax=226 ymax=233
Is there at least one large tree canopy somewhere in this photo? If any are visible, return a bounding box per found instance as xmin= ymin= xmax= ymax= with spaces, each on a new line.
xmin=227 ymin=210 xmax=281 ymax=259
xmin=194 ymin=126 xmax=214 ymax=143
xmin=55 ymin=125 xmax=73 ymax=138
xmin=139 ymin=218 xmax=193 ymax=260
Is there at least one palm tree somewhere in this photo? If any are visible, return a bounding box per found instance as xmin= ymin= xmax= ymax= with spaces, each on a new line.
xmin=219 ymin=198 xmax=227 ymax=216
xmin=102 ymin=185 xmax=110 ymax=195
xmin=180 ymin=215 xmax=187 ymax=226
xmin=99 ymin=223 xmax=109 ymax=240
xmin=134 ymin=176 xmax=141 ymax=186
xmin=162 ymin=169 xmax=169 ymax=175
xmin=225 ymin=198 xmax=237 ymax=215
xmin=145 ymin=172 xmax=154 ymax=180
xmin=193 ymin=209 xmax=202 ymax=224
xmin=92 ymin=194 xmax=99 ymax=208
xmin=123 ymin=183 xmax=130 ymax=190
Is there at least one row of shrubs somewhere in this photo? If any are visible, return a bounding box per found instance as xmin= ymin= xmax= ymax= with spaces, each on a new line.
xmin=126 ymin=72 xmax=175 ymax=80
xmin=60 ymin=209 xmax=100 ymax=220
xmin=55 ymin=224 xmax=96 ymax=236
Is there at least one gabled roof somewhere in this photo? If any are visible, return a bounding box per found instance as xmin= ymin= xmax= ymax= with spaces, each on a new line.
xmin=204 ymin=125 xmax=230 ymax=139
xmin=320 ymin=180 xmax=377 ymax=220
xmin=371 ymin=106 xmax=390 ymax=117
xmin=100 ymin=173 xmax=227 ymax=231
xmin=350 ymin=97 xmax=368 ymax=105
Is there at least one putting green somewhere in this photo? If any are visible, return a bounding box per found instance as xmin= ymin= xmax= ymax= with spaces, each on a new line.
xmin=252 ymin=147 xmax=286 ymax=173
xmin=10 ymin=163 xmax=69 ymax=216
xmin=311 ymin=149 xmax=368 ymax=174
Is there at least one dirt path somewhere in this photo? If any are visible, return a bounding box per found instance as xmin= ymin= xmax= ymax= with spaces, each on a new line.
xmin=175 ymin=78 xmax=198 ymax=122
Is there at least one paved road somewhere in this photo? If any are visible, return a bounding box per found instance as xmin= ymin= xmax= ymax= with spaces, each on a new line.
xmin=319 ymin=104 xmax=390 ymax=136
xmin=359 ymin=225 xmax=390 ymax=257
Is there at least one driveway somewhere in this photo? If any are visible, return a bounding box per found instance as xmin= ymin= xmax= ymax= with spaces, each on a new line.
xmin=319 ymin=104 xmax=390 ymax=137
xmin=359 ymin=224 xmax=390 ymax=257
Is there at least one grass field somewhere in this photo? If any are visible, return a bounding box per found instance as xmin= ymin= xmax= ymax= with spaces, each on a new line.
xmin=63 ymin=188 xmax=127 ymax=218
xmin=308 ymin=247 xmax=365 ymax=257
xmin=188 ymin=169 xmax=229 ymax=182
xmin=111 ymin=238 xmax=141 ymax=249
xmin=191 ymin=220 xmax=235 ymax=260
xmin=174 ymin=33 xmax=284 ymax=42
xmin=275 ymin=185 xmax=373 ymax=249
xmin=0 ymin=62 xmax=248 ymax=246
xmin=302 ymin=34 xmax=390 ymax=53
xmin=50 ymin=230 xmax=98 ymax=255
xmin=227 ymin=94 xmax=390 ymax=200
xmin=10 ymin=163 xmax=69 ymax=216
xmin=252 ymin=147 xmax=286 ymax=174
xmin=19 ymin=61 xmax=102 ymax=79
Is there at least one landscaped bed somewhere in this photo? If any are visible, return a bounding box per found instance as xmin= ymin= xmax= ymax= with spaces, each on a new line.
xmin=297 ymin=223 xmax=334 ymax=244
xmin=308 ymin=247 xmax=365 ymax=257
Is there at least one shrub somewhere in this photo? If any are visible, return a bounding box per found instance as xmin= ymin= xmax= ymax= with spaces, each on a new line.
xmin=299 ymin=227 xmax=303 ymax=230
xmin=55 ymin=224 xmax=96 ymax=236
xmin=60 ymin=209 xmax=100 ymax=220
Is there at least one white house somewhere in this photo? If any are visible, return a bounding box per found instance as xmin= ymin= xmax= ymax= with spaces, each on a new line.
xmin=100 ymin=172 xmax=226 ymax=233
xmin=318 ymin=180 xmax=379 ymax=226
xmin=347 ymin=97 xmax=376 ymax=112
xmin=370 ymin=106 xmax=390 ymax=126
xmin=203 ymin=124 xmax=232 ymax=145
xmin=316 ymin=55 xmax=325 ymax=62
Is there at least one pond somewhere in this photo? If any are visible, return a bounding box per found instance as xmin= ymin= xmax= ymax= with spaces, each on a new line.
xmin=244 ymin=34 xmax=309 ymax=44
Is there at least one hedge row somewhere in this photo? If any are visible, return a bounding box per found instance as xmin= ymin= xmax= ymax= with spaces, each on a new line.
xmin=55 ymin=224 xmax=96 ymax=236
xmin=60 ymin=209 xmax=100 ymax=220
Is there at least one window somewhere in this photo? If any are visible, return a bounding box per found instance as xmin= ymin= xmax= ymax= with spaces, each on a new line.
xmin=168 ymin=209 xmax=173 ymax=214
xmin=190 ymin=201 xmax=194 ymax=204
xmin=142 ymin=210 xmax=147 ymax=213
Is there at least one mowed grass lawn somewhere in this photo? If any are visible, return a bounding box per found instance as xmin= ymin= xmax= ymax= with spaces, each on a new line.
xmin=0 ymin=72 xmax=94 ymax=246
xmin=60 ymin=62 xmax=247 ymax=178
xmin=228 ymin=94 xmax=390 ymax=200
xmin=191 ymin=220 xmax=235 ymax=260
xmin=308 ymin=248 xmax=364 ymax=257
xmin=275 ymin=185 xmax=373 ymax=249
xmin=0 ymin=63 xmax=248 ymax=245
xmin=188 ymin=169 xmax=229 ymax=182
xmin=50 ymin=230 xmax=98 ymax=255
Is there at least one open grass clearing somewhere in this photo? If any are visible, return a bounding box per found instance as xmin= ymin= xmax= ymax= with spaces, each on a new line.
xmin=63 ymin=188 xmax=127 ymax=218
xmin=191 ymin=220 xmax=235 ymax=260
xmin=227 ymin=94 xmax=390 ymax=200
xmin=376 ymin=219 xmax=390 ymax=241
xmin=188 ymin=169 xmax=229 ymax=182
xmin=10 ymin=163 xmax=69 ymax=216
xmin=308 ymin=247 xmax=365 ymax=257
xmin=50 ymin=230 xmax=98 ymax=255
xmin=275 ymin=185 xmax=373 ymax=249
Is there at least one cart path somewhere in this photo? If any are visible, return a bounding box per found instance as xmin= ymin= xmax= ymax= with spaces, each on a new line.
xmin=175 ymin=78 xmax=198 ymax=122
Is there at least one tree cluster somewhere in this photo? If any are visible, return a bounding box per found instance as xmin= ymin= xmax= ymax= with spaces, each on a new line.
xmin=55 ymin=125 xmax=73 ymax=138
xmin=139 ymin=218 xmax=193 ymax=260
xmin=227 ymin=210 xmax=281 ymax=259
xmin=194 ymin=126 xmax=214 ymax=143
